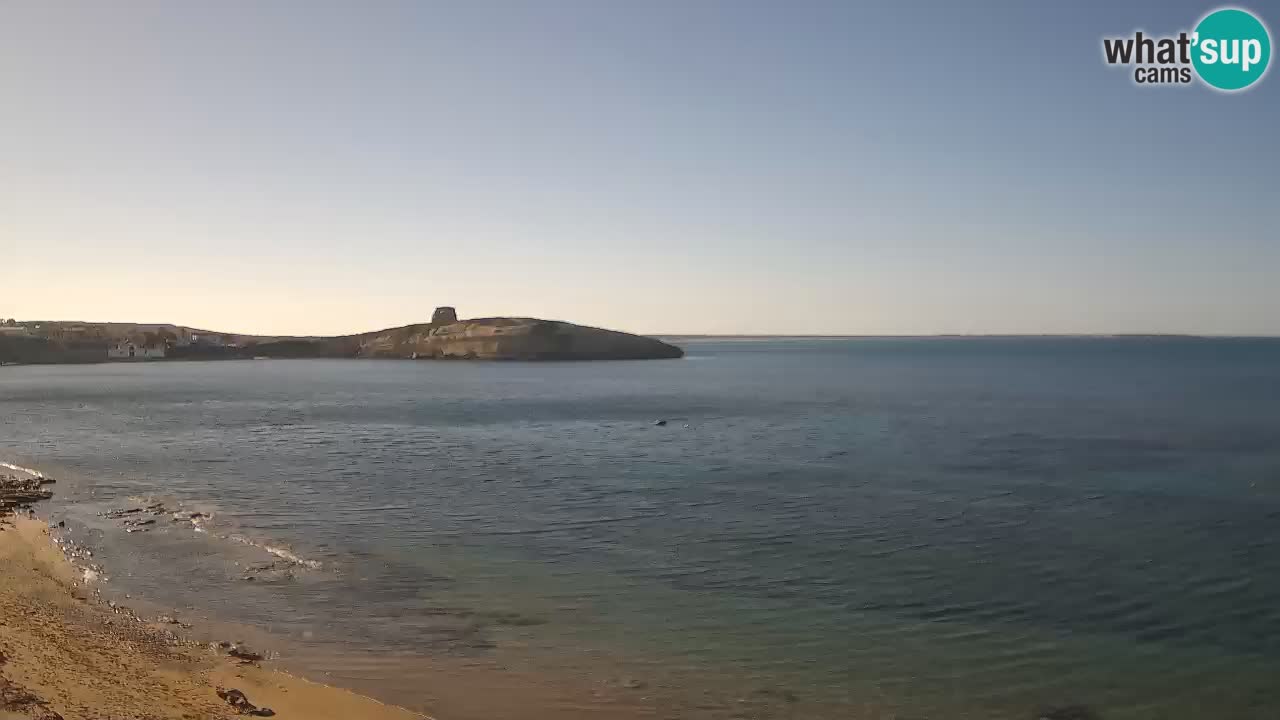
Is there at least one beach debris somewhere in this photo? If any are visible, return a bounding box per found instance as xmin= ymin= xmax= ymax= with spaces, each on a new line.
xmin=216 ymin=687 xmax=275 ymax=716
xmin=1037 ymin=706 xmax=1102 ymax=720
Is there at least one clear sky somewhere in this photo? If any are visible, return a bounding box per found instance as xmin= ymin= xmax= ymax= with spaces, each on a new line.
xmin=2 ymin=1 xmax=1277 ymax=336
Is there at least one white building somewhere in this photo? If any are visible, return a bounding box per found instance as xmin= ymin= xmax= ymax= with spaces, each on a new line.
xmin=190 ymin=333 xmax=227 ymax=347
xmin=108 ymin=342 xmax=166 ymax=360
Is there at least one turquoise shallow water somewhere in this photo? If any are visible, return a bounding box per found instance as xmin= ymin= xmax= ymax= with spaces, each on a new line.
xmin=3 ymin=338 xmax=1280 ymax=718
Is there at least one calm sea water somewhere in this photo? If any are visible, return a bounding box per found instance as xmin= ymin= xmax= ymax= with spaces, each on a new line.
xmin=4 ymin=338 xmax=1280 ymax=719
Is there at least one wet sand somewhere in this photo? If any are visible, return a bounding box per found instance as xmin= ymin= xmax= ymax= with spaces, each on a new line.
xmin=0 ymin=514 xmax=428 ymax=720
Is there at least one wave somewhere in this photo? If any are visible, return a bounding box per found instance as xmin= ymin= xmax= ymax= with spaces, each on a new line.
xmin=1 ymin=460 xmax=45 ymax=478
xmin=226 ymin=533 xmax=323 ymax=569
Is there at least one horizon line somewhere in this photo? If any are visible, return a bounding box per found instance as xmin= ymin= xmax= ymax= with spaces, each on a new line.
xmin=10 ymin=319 xmax=1280 ymax=341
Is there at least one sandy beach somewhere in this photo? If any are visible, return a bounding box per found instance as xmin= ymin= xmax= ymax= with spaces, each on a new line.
xmin=0 ymin=513 xmax=428 ymax=720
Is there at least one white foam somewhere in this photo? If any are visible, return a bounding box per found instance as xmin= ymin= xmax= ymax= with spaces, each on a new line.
xmin=227 ymin=533 xmax=322 ymax=569
xmin=0 ymin=460 xmax=43 ymax=478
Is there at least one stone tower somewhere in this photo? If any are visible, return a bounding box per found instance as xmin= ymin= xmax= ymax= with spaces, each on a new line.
xmin=431 ymin=306 xmax=458 ymax=324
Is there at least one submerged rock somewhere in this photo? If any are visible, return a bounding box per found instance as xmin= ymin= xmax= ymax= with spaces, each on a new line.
xmin=1038 ymin=706 xmax=1102 ymax=720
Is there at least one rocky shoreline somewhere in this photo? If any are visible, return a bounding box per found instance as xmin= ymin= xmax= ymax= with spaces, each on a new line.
xmin=0 ymin=469 xmax=427 ymax=720
xmin=0 ymin=472 xmax=54 ymax=513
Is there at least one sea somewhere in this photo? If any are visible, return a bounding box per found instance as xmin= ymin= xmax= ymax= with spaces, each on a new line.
xmin=3 ymin=337 xmax=1280 ymax=720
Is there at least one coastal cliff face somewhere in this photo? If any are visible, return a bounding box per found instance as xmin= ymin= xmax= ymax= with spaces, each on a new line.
xmin=352 ymin=317 xmax=683 ymax=361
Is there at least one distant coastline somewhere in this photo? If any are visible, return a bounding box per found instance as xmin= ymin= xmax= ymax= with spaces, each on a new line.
xmin=0 ymin=307 xmax=683 ymax=364
xmin=662 ymin=333 xmax=1272 ymax=341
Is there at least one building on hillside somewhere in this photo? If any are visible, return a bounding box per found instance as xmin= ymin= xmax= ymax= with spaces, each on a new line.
xmin=108 ymin=341 xmax=166 ymax=360
xmin=191 ymin=333 xmax=229 ymax=347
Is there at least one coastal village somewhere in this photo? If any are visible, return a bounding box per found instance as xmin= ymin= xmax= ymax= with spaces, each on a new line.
xmin=0 ymin=319 xmax=240 ymax=363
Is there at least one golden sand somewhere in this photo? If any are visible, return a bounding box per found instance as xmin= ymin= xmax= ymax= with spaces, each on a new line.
xmin=0 ymin=515 xmax=428 ymax=720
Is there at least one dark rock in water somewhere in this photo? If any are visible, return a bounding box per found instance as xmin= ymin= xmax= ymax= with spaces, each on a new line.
xmin=227 ymin=645 xmax=263 ymax=664
xmin=1038 ymin=706 xmax=1102 ymax=720
xmin=0 ymin=473 xmax=55 ymax=512
xmin=217 ymin=687 xmax=275 ymax=716
xmin=753 ymin=687 xmax=800 ymax=704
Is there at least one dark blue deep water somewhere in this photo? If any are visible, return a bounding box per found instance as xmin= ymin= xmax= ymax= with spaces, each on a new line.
xmin=4 ymin=338 xmax=1280 ymax=719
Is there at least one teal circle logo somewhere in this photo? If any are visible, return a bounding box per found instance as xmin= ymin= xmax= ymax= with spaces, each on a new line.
xmin=1192 ymin=8 xmax=1271 ymax=91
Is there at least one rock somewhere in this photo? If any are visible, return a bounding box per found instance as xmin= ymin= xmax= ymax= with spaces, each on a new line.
xmin=216 ymin=687 xmax=275 ymax=716
xmin=227 ymin=645 xmax=263 ymax=664
xmin=0 ymin=473 xmax=55 ymax=511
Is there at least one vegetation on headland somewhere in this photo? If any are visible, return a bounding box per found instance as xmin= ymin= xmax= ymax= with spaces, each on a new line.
xmin=0 ymin=310 xmax=683 ymax=364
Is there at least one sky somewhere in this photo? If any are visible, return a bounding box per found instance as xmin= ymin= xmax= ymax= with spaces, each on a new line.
xmin=2 ymin=0 xmax=1277 ymax=336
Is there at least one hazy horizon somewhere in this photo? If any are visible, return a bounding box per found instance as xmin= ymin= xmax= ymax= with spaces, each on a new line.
xmin=3 ymin=1 xmax=1277 ymax=336
xmin=11 ymin=315 xmax=1280 ymax=340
